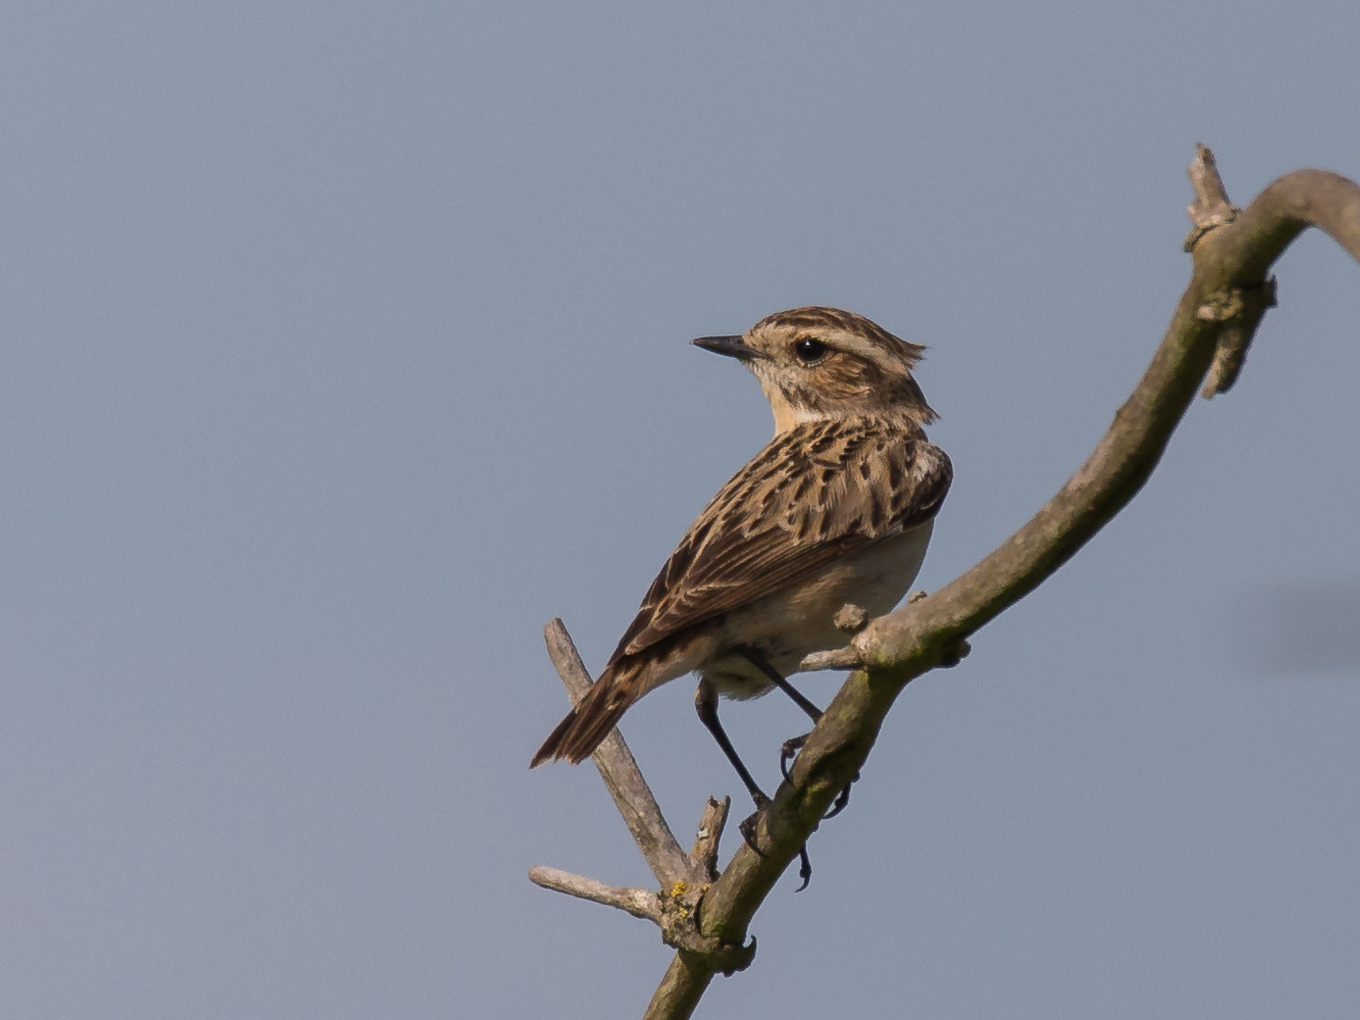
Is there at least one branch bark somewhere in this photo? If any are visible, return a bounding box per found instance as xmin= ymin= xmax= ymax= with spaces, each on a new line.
xmin=542 ymin=618 xmax=692 ymax=886
xmin=535 ymin=148 xmax=1360 ymax=1020
xmin=532 ymin=624 xmax=756 ymax=976
xmin=527 ymin=866 xmax=661 ymax=922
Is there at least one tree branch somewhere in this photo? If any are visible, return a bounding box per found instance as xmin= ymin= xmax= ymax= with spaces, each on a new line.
xmin=536 ymin=622 xmax=753 ymax=975
xmin=528 ymin=866 xmax=661 ymax=922
xmin=643 ymin=149 xmax=1360 ymax=1018
xmin=686 ymin=796 xmax=730 ymax=884
xmin=543 ymin=618 xmax=692 ymax=886
xmin=534 ymin=148 xmax=1360 ymax=1020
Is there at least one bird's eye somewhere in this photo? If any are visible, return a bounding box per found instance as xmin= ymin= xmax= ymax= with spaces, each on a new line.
xmin=793 ymin=338 xmax=827 ymax=364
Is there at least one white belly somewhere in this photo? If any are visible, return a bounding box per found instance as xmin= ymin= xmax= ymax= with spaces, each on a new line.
xmin=700 ymin=520 xmax=933 ymax=698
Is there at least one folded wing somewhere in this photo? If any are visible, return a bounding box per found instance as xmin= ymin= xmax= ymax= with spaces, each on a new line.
xmin=610 ymin=419 xmax=952 ymax=664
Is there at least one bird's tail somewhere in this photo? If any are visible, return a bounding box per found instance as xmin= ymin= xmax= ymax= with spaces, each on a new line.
xmin=530 ymin=659 xmax=643 ymax=767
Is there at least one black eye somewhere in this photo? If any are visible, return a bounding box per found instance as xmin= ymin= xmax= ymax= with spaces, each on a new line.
xmin=793 ymin=338 xmax=827 ymax=364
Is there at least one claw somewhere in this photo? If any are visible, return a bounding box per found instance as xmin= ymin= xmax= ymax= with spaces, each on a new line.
xmin=823 ymin=773 xmax=858 ymax=819
xmin=740 ymin=791 xmax=815 ymax=890
xmin=780 ymin=733 xmax=809 ymax=780
xmin=781 ymin=732 xmax=857 ymax=820
xmin=795 ymin=845 xmax=812 ymax=891
xmin=739 ymin=793 xmax=771 ymax=855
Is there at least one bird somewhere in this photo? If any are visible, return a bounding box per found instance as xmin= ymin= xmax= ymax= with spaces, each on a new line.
xmin=531 ymin=305 xmax=952 ymax=821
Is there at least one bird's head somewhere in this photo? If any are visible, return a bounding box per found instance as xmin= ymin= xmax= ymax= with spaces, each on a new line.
xmin=693 ymin=306 xmax=937 ymax=434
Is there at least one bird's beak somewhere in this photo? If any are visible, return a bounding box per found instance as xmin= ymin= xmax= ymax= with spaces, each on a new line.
xmin=692 ymin=334 xmax=759 ymax=362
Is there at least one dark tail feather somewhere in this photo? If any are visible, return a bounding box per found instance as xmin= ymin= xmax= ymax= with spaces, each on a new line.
xmin=529 ymin=663 xmax=639 ymax=767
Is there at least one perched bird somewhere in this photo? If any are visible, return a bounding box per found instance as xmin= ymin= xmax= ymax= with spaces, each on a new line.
xmin=531 ymin=306 xmax=952 ymax=811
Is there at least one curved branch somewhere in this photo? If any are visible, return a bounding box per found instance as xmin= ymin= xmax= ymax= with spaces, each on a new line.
xmin=852 ymin=163 xmax=1359 ymax=671
xmin=639 ymin=151 xmax=1360 ymax=1018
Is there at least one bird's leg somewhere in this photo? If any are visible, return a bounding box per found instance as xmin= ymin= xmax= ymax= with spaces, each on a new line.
xmin=695 ymin=678 xmax=816 ymax=890
xmin=695 ymin=678 xmax=769 ymax=813
xmin=736 ymin=645 xmax=822 ymax=722
xmin=737 ymin=645 xmax=858 ymax=821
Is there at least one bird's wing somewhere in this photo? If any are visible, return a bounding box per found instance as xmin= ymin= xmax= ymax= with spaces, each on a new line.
xmin=608 ymin=419 xmax=952 ymax=663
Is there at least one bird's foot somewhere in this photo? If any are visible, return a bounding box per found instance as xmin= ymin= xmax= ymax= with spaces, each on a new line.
xmin=779 ymin=733 xmax=809 ymax=780
xmin=737 ymin=786 xmax=816 ymax=891
xmin=780 ymin=733 xmax=857 ymax=821
xmin=738 ymin=791 xmax=771 ymax=855
xmin=795 ymin=845 xmax=812 ymax=891
xmin=822 ymin=773 xmax=858 ymax=820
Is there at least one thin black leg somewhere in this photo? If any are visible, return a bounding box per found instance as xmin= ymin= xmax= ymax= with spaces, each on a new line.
xmin=696 ymin=663 xmax=843 ymax=892
xmin=696 ymin=679 xmax=777 ymax=862
xmin=737 ymin=645 xmax=857 ymax=823
xmin=737 ymin=646 xmax=822 ymax=722
xmin=695 ymin=678 xmax=768 ymax=810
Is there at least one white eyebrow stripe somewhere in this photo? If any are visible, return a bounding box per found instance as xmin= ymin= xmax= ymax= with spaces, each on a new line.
xmin=824 ymin=329 xmax=907 ymax=375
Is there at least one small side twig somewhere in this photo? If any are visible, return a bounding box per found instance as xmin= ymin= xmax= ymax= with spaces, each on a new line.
xmin=795 ymin=646 xmax=862 ymax=672
xmin=1196 ymin=277 xmax=1278 ymax=397
xmin=795 ymin=596 xmax=925 ymax=671
xmin=528 ymin=866 xmax=660 ymax=923
xmin=1182 ymin=145 xmax=1278 ymax=397
xmin=1184 ymin=141 xmax=1240 ymax=249
xmin=687 ymin=797 xmax=730 ymax=883
xmin=536 ymin=622 xmax=756 ymax=978
xmin=544 ymin=618 xmax=691 ymax=885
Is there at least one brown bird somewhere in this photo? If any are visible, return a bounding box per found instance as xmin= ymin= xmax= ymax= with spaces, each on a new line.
xmin=531 ymin=306 xmax=951 ymax=820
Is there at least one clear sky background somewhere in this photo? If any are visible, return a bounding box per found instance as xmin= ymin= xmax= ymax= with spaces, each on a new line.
xmin=2 ymin=3 xmax=1358 ymax=1018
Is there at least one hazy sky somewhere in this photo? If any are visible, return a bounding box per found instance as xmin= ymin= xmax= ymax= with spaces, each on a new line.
xmin=2 ymin=3 xmax=1358 ymax=1018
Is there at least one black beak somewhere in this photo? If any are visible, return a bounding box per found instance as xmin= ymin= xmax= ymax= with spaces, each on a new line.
xmin=692 ymin=334 xmax=758 ymax=362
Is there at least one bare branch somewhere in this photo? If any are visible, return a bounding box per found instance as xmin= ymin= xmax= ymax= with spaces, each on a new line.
xmin=544 ymin=619 xmax=692 ymax=885
xmin=534 ymin=150 xmax=1360 ymax=1019
xmin=849 ymin=160 xmax=1360 ymax=677
xmin=795 ymin=646 xmax=862 ymax=672
xmin=643 ymin=955 xmax=717 ymax=1020
xmin=528 ymin=866 xmax=660 ymax=923
xmin=686 ymin=797 xmax=729 ymax=883
xmin=636 ymin=150 xmax=1360 ymax=1018
xmin=1184 ymin=141 xmax=1240 ymax=247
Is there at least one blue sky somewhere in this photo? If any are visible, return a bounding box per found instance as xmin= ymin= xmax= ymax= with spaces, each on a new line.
xmin=1 ymin=3 xmax=1358 ymax=1017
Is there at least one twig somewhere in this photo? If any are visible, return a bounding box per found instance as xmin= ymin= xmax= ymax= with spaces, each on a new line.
xmin=686 ymin=797 xmax=730 ymax=883
xmin=1179 ymin=145 xmax=1279 ymax=397
xmin=537 ymin=622 xmax=750 ymax=973
xmin=795 ymin=646 xmax=862 ymax=672
xmin=528 ymin=866 xmax=660 ymax=922
xmin=1184 ymin=142 xmax=1240 ymax=248
xmin=543 ymin=619 xmax=691 ymax=885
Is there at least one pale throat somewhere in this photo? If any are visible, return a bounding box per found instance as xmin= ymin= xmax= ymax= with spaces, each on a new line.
xmin=757 ymin=378 xmax=846 ymax=434
xmin=767 ymin=394 xmax=833 ymax=435
xmin=762 ymin=382 xmax=924 ymax=436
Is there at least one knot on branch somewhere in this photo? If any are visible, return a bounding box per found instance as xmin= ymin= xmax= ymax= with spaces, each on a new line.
xmin=1197 ymin=279 xmax=1279 ymax=397
xmin=833 ymin=602 xmax=870 ymax=633
xmin=937 ymin=635 xmax=972 ymax=668
xmin=659 ymin=881 xmax=756 ymax=974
